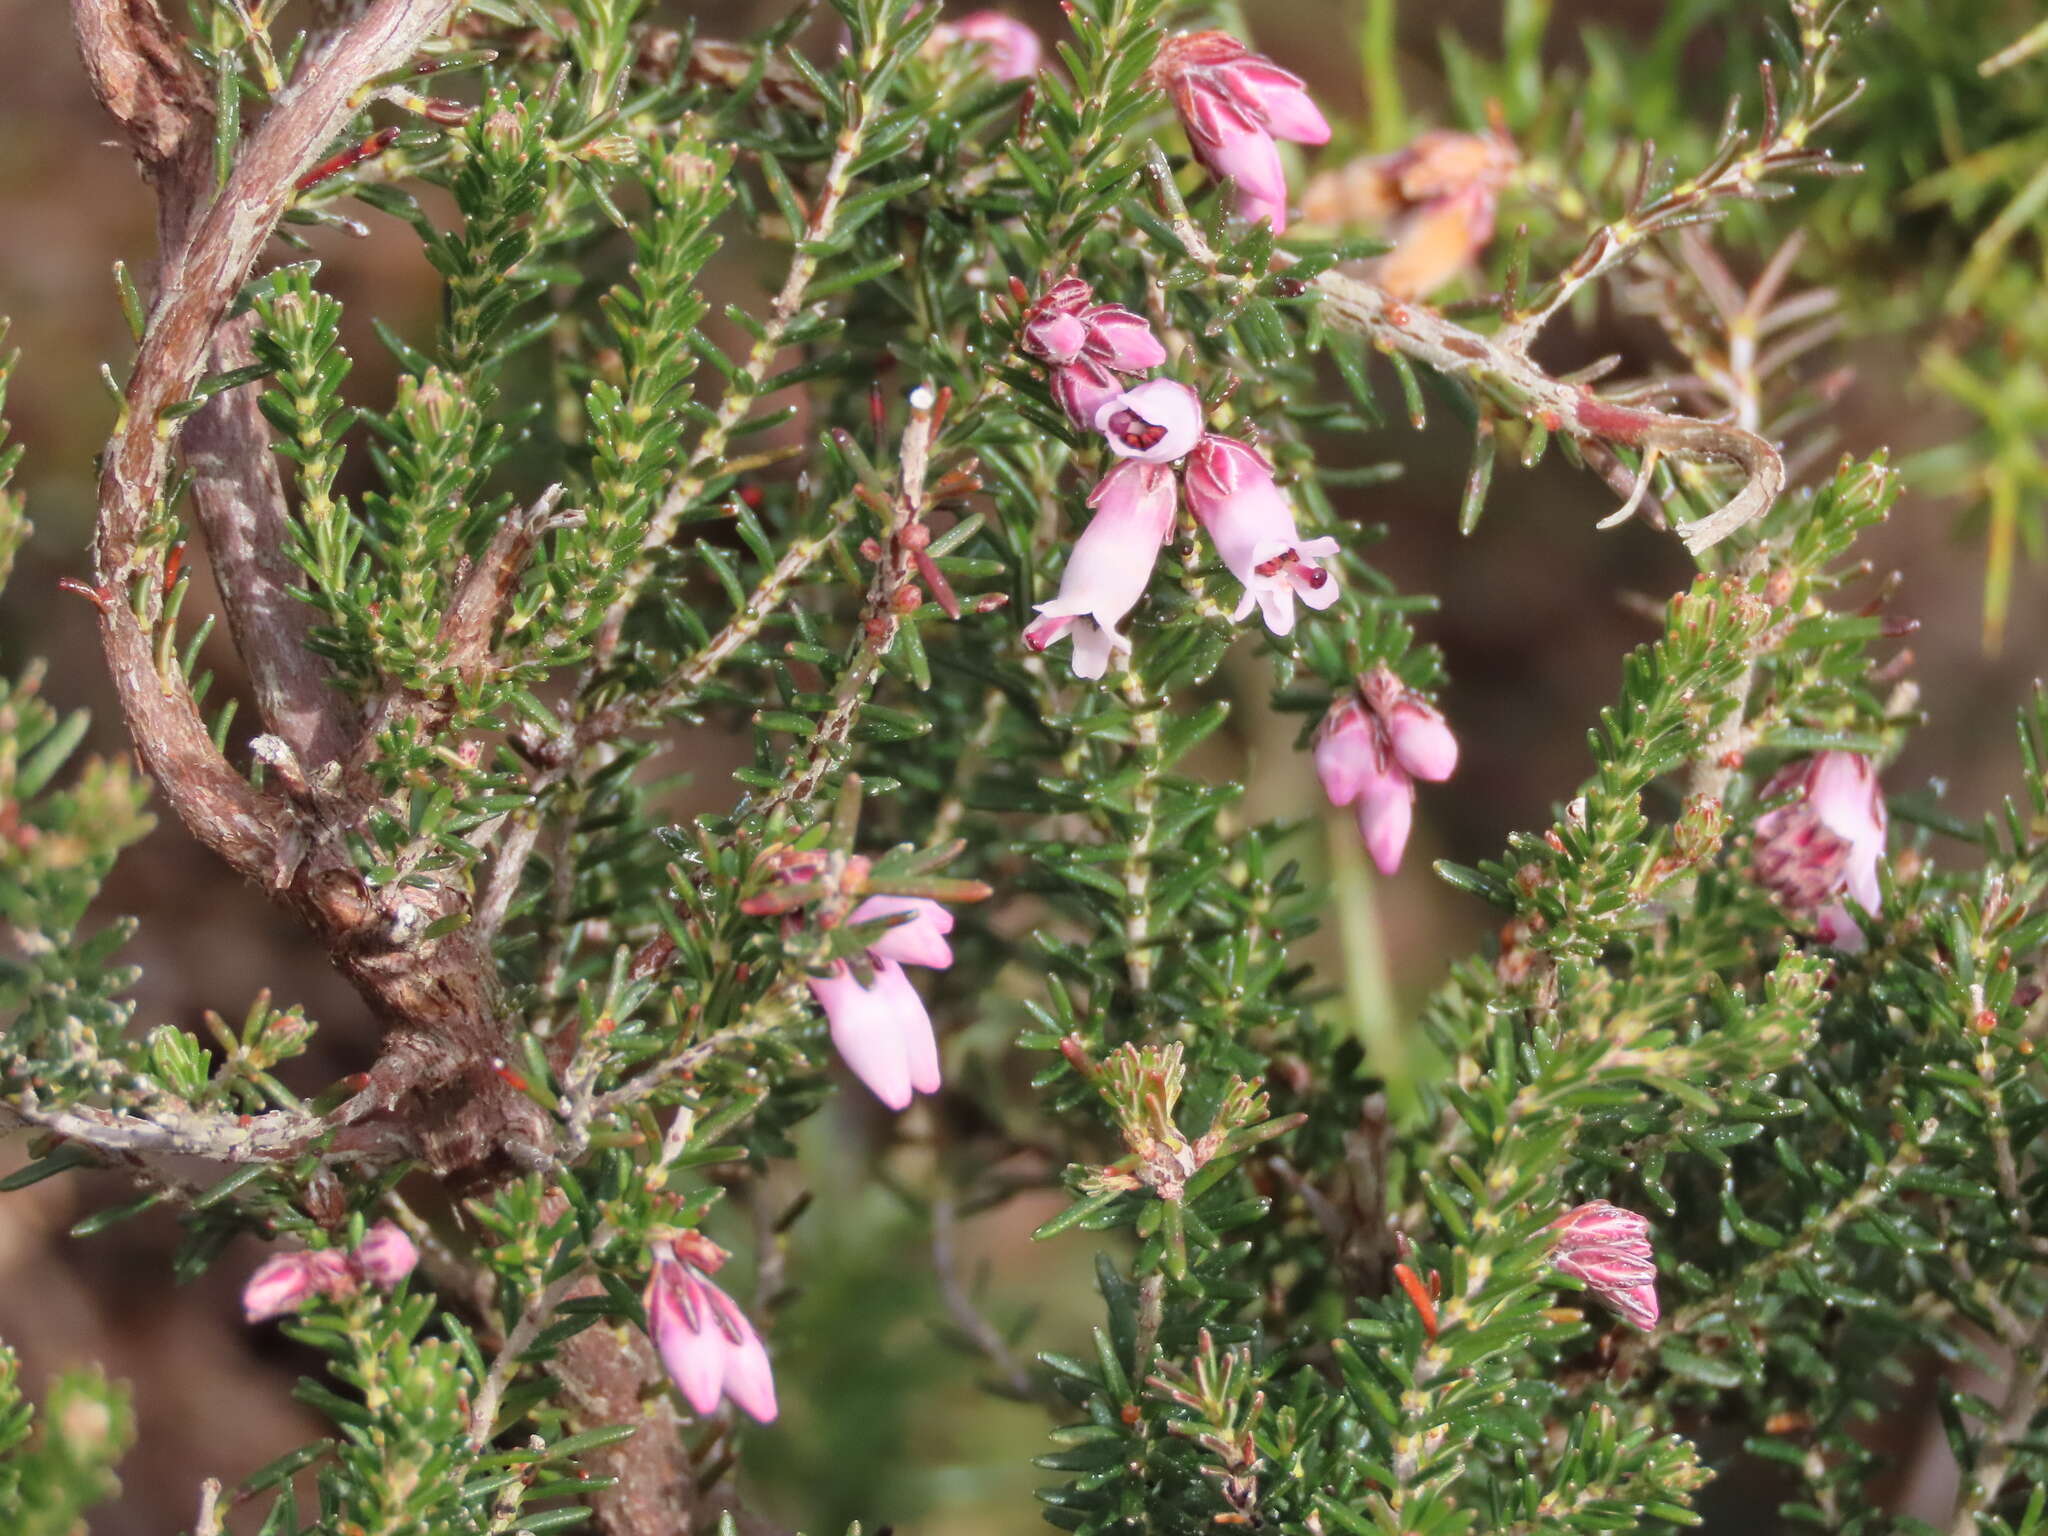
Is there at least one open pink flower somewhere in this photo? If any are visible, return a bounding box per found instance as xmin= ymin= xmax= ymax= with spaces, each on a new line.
xmin=1094 ymin=379 xmax=1204 ymax=464
xmin=936 ymin=11 xmax=1041 ymax=82
xmin=1184 ymin=434 xmax=1339 ymax=634
xmin=1549 ymin=1201 xmax=1659 ymax=1332
xmin=1314 ymin=668 xmax=1457 ymax=875
xmin=241 ymin=1248 xmax=355 ymax=1324
xmin=1023 ymin=458 xmax=1177 ymax=679
xmin=1154 ymin=30 xmax=1331 ymax=232
xmin=807 ymin=892 xmax=960 ymax=1110
xmin=644 ymin=1238 xmax=778 ymax=1423
xmin=1752 ymin=751 xmax=1887 ymax=951
xmin=352 ymin=1221 xmax=418 ymax=1288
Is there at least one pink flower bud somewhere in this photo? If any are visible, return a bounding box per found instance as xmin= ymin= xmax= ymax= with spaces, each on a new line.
xmin=1094 ymin=379 xmax=1204 ymax=464
xmin=1050 ymin=358 xmax=1127 ymax=431
xmin=808 ymin=959 xmax=943 ymax=1111
xmin=1362 ymin=667 xmax=1458 ymax=783
xmin=1354 ymin=772 xmax=1415 ymax=877
xmin=1023 ymin=307 xmax=1090 ymax=365
xmin=1155 ymin=31 xmax=1331 ymax=233
xmin=940 ymin=11 xmax=1042 ymax=82
xmin=1315 ymin=670 xmax=1456 ymax=876
xmin=352 ymin=1221 xmax=419 ymax=1288
xmin=1183 ymin=434 xmax=1339 ymax=634
xmin=849 ymin=894 xmax=956 ymax=970
xmin=1549 ymin=1201 xmax=1659 ymax=1331
xmin=1385 ymin=697 xmax=1459 ymax=782
xmin=241 ymin=1248 xmax=356 ymax=1324
xmin=241 ymin=1254 xmax=317 ymax=1324
xmin=1023 ymin=459 xmax=1177 ymax=679
xmin=1079 ymin=304 xmax=1167 ymax=375
xmin=1312 ymin=697 xmax=1380 ymax=808
xmin=1020 ymin=278 xmax=1168 ymax=425
xmin=644 ymin=1242 xmax=778 ymax=1423
xmin=1753 ymin=751 xmax=1887 ymax=946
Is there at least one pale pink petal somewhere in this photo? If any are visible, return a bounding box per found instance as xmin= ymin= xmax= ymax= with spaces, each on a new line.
xmin=649 ymin=1271 xmax=726 ymax=1415
xmin=1227 ymin=64 xmax=1331 ymax=144
xmin=809 ymin=966 xmax=913 ymax=1110
xmin=1355 ymin=774 xmax=1414 ymax=876
xmin=1313 ymin=701 xmax=1378 ymax=807
xmin=1386 ymin=699 xmax=1458 ymax=782
xmin=1080 ymin=305 xmax=1167 ymax=374
xmin=850 ymin=894 xmax=955 ymax=970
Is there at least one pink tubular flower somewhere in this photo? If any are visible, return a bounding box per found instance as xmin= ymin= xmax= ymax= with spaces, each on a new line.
xmin=1095 ymin=379 xmax=1205 ymax=464
xmin=807 ymin=891 xmax=959 ymax=1109
xmin=809 ymin=961 xmax=942 ymax=1111
xmin=644 ymin=1238 xmax=778 ymax=1423
xmin=1752 ymin=750 xmax=1888 ymax=952
xmin=1023 ymin=459 xmax=1178 ymax=679
xmin=1183 ymin=434 xmax=1339 ymax=634
xmin=1549 ymin=1201 xmax=1659 ymax=1332
xmin=351 ymin=1221 xmax=419 ymax=1288
xmin=942 ymin=11 xmax=1042 ymax=82
xmin=241 ymin=1248 xmax=356 ymax=1324
xmin=1314 ymin=668 xmax=1457 ymax=876
xmin=1154 ymin=30 xmax=1331 ymax=233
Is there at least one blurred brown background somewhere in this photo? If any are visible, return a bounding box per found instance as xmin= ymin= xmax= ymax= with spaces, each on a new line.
xmin=1 ymin=0 xmax=2040 ymax=1530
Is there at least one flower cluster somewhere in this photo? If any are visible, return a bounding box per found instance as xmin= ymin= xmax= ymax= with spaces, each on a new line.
xmin=1314 ymin=666 xmax=1459 ymax=874
xmin=1752 ymin=750 xmax=1889 ymax=951
xmin=1017 ymin=275 xmax=1169 ymax=432
xmin=643 ymin=1233 xmax=778 ymax=1423
xmin=1014 ymin=296 xmax=1343 ymax=675
xmin=1153 ymin=30 xmax=1331 ymax=232
xmin=241 ymin=1221 xmax=419 ymax=1324
xmin=1548 ymin=1201 xmax=1660 ymax=1331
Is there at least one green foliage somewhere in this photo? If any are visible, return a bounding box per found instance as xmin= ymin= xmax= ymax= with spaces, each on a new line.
xmin=0 ymin=1345 xmax=133 ymax=1536
xmin=7 ymin=0 xmax=2048 ymax=1533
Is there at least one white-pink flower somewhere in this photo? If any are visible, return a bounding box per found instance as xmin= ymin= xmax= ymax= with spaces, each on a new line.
xmin=1154 ymin=30 xmax=1331 ymax=233
xmin=1752 ymin=750 xmax=1888 ymax=951
xmin=1023 ymin=458 xmax=1178 ymax=679
xmin=1094 ymin=379 xmax=1205 ymax=465
xmin=1549 ymin=1201 xmax=1659 ymax=1332
xmin=1184 ymin=434 xmax=1339 ymax=635
xmin=644 ymin=1239 xmax=778 ymax=1423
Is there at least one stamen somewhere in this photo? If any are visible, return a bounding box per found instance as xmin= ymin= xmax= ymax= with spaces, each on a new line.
xmin=1106 ymin=408 xmax=1167 ymax=451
